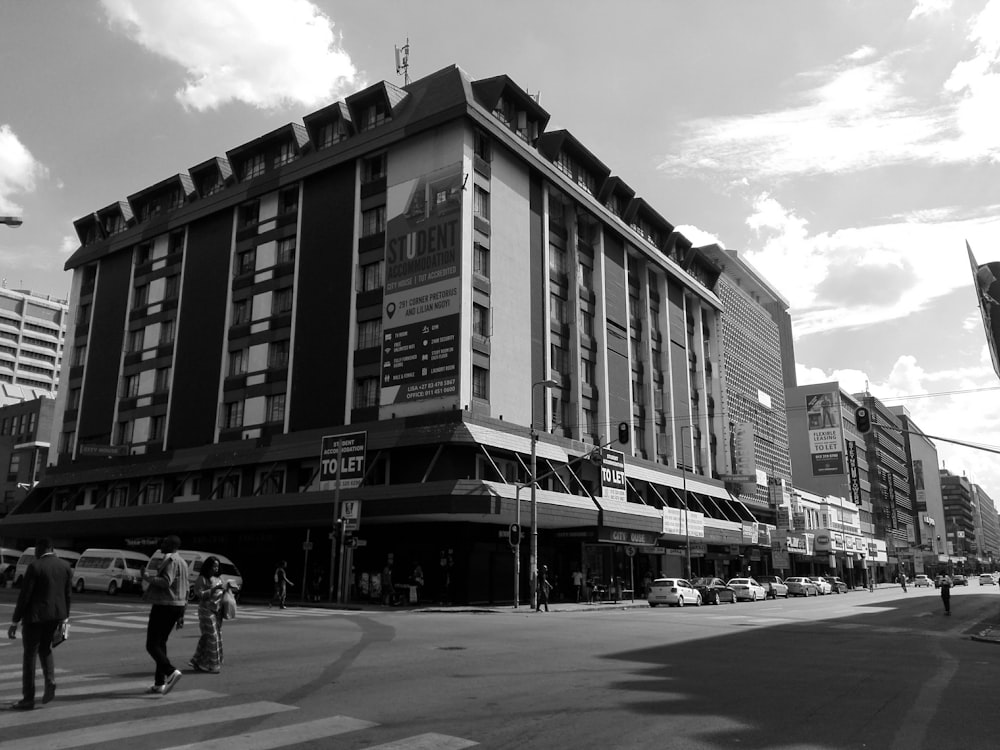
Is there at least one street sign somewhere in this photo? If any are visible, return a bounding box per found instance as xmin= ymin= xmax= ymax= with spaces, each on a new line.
xmin=302 ymin=541 xmax=313 ymax=551
xmin=320 ymin=431 xmax=367 ymax=488
xmin=624 ymin=545 xmax=636 ymax=558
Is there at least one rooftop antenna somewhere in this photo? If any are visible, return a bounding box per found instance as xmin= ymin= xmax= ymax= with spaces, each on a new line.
xmin=394 ymin=39 xmax=410 ymax=86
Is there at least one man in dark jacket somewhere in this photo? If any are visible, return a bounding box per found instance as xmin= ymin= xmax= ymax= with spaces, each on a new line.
xmin=8 ymin=537 xmax=72 ymax=710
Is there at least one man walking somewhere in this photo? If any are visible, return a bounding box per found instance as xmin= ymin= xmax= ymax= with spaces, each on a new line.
xmin=536 ymin=565 xmax=551 ymax=612
xmin=7 ymin=538 xmax=72 ymax=710
xmin=143 ymin=535 xmax=189 ymax=695
xmin=940 ymin=573 xmax=952 ymax=616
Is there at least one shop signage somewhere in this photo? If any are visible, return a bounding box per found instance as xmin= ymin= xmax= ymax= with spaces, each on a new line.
xmin=742 ymin=522 xmax=756 ymax=543
xmin=785 ymin=534 xmax=807 ymax=553
xmin=598 ymin=527 xmax=656 ymax=546
xmin=639 ymin=546 xmax=665 ymax=556
xmin=806 ymin=392 xmax=845 ymax=476
xmin=662 ymin=507 xmax=705 ymax=538
xmin=728 ymin=545 xmax=740 ymax=555
xmin=78 ymin=443 xmax=128 ymax=457
xmin=320 ymin=431 xmax=367 ymax=489
xmin=730 ymin=421 xmax=758 ymax=491
xmin=846 ymin=441 xmax=861 ymax=503
xmin=690 ymin=542 xmax=708 ymax=555
xmin=768 ymin=477 xmax=790 ymax=507
xmin=814 ymin=533 xmax=832 ymax=553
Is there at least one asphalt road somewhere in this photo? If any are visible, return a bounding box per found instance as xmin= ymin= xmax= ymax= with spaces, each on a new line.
xmin=1 ymin=584 xmax=998 ymax=749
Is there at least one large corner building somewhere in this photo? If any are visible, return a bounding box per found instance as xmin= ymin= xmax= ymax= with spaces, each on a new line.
xmin=1 ymin=65 xmax=771 ymax=602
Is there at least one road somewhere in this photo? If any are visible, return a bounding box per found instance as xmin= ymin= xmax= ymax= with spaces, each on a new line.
xmin=1 ymin=584 xmax=998 ymax=749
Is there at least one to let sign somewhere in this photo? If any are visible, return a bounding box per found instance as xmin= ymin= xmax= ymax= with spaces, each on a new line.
xmin=320 ymin=432 xmax=368 ymax=489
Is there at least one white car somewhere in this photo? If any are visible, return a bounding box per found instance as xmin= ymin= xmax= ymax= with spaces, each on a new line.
xmin=914 ymin=574 xmax=933 ymax=588
xmin=647 ymin=577 xmax=702 ymax=607
xmin=979 ymin=574 xmax=995 ymax=585
xmin=727 ymin=578 xmax=766 ymax=601
xmin=808 ymin=576 xmax=833 ymax=595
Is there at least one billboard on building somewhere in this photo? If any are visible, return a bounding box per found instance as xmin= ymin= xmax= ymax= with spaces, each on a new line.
xmin=806 ymin=392 xmax=844 ymax=475
xmin=913 ymin=458 xmax=926 ymax=508
xmin=380 ymin=161 xmax=464 ymax=411
xmin=600 ymin=448 xmax=627 ymax=504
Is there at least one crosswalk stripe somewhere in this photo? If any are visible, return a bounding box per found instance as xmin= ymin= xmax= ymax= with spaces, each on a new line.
xmin=0 ymin=672 xmax=106 ymax=687
xmin=61 ymin=624 xmax=114 ymax=634
xmin=0 ymin=688 xmax=223 ymax=729
xmin=159 ymin=715 xmax=377 ymax=750
xmin=0 ymin=700 xmax=298 ymax=750
xmin=73 ymin=618 xmax=147 ymax=629
xmin=364 ymin=733 xmax=479 ymax=750
xmin=0 ymin=678 xmax=153 ymax=701
xmin=0 ymin=667 xmax=68 ymax=682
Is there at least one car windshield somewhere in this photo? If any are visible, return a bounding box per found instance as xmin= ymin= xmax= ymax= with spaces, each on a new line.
xmin=729 ymin=579 xmax=749 ymax=585
xmin=691 ymin=578 xmax=715 ymax=586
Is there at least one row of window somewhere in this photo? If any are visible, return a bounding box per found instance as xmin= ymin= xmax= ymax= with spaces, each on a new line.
xmin=231 ymin=289 xmax=293 ymax=325
xmin=0 ymin=412 xmax=38 ymax=436
xmin=220 ymin=393 xmax=286 ymax=429
xmin=228 ymin=340 xmax=289 ymax=376
xmin=235 ymin=237 xmax=297 ymax=276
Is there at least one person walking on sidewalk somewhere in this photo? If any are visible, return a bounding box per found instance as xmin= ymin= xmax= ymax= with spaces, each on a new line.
xmin=940 ymin=573 xmax=952 ymax=615
xmin=269 ymin=560 xmax=293 ymax=609
xmin=536 ymin=565 xmax=551 ymax=612
xmin=143 ymin=535 xmax=190 ymax=695
xmin=7 ymin=537 xmax=72 ymax=711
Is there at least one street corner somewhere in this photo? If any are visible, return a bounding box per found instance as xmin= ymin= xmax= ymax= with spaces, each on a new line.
xmin=969 ymin=621 xmax=1000 ymax=644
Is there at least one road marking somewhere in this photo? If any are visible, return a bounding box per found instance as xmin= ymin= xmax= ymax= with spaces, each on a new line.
xmin=0 ymin=688 xmax=223 ymax=729
xmin=159 ymin=715 xmax=377 ymax=750
xmin=73 ymin=618 xmax=147 ymax=629
xmin=0 ymin=700 xmax=297 ymax=750
xmin=0 ymin=672 xmax=106 ymax=688
xmin=364 ymin=733 xmax=479 ymax=749
xmin=0 ymin=678 xmax=155 ymax=701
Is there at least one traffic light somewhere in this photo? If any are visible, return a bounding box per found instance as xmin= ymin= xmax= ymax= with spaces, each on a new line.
xmin=855 ymin=406 xmax=871 ymax=434
xmin=618 ymin=421 xmax=630 ymax=445
xmin=508 ymin=523 xmax=520 ymax=546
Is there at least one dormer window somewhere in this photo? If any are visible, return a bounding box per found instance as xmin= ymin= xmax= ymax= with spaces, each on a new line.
xmin=606 ymin=194 xmax=623 ymax=217
xmin=493 ymin=96 xmax=514 ymax=126
xmin=274 ymin=140 xmax=296 ymax=168
xmin=243 ymin=153 xmax=265 ymax=180
xmin=140 ymin=202 xmax=161 ymax=222
xmin=200 ymin=172 xmax=223 ymax=196
xmin=318 ymin=120 xmax=348 ymax=148
xmin=166 ymin=188 xmax=183 ymax=210
xmin=556 ymin=152 xmax=596 ymax=195
xmin=104 ymin=214 xmax=126 ymax=235
xmin=360 ymin=104 xmax=386 ymax=131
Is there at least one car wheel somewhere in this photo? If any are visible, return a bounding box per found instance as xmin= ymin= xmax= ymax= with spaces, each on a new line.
xmin=695 ymin=594 xmax=702 ymax=607
xmin=107 ymin=581 xmax=118 ymax=596
xmin=677 ymin=597 xmax=684 ymax=607
xmin=75 ymin=579 xmax=85 ymax=594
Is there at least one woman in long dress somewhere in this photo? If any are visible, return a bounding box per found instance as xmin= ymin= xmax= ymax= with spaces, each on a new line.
xmin=190 ymin=556 xmax=226 ymax=673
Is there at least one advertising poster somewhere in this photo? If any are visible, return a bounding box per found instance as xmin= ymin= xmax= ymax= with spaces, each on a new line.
xmin=320 ymin=431 xmax=367 ymax=490
xmin=806 ymin=392 xmax=844 ymax=475
xmin=600 ymin=449 xmax=627 ymax=504
xmin=380 ymin=161 xmax=463 ymax=409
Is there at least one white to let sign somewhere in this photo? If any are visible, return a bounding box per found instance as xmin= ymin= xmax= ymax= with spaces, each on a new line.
xmin=320 ymin=431 xmax=367 ymax=489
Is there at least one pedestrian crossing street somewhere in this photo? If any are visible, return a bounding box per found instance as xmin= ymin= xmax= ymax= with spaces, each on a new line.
xmin=0 ymin=662 xmax=478 ymax=749
xmin=0 ymin=604 xmax=356 ymax=642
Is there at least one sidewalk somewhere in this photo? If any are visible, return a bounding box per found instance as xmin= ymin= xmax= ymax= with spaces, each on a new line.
xmin=244 ymin=596 xmax=650 ymax=614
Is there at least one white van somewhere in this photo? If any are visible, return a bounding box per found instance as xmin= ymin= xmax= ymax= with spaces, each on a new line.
xmin=144 ymin=550 xmax=243 ymax=601
xmin=13 ymin=547 xmax=82 ymax=587
xmin=74 ymin=548 xmax=151 ymax=595
xmin=1 ymin=547 xmax=22 ymax=585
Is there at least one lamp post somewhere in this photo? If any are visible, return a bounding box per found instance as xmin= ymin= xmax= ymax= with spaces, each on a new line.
xmin=0 ymin=216 xmax=23 ymax=227
xmin=679 ymin=423 xmax=692 ymax=580
xmin=530 ymin=378 xmax=559 ymax=610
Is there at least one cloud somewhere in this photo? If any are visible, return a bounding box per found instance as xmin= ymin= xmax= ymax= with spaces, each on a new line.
xmin=101 ymin=0 xmax=361 ymax=111
xmin=674 ymin=224 xmax=724 ymax=248
xmin=909 ymin=0 xmax=952 ymax=20
xmin=0 ymin=125 xmax=46 ymax=215
xmin=60 ymin=236 xmax=79 ymax=255
xmin=742 ymin=193 xmax=1000 ymax=337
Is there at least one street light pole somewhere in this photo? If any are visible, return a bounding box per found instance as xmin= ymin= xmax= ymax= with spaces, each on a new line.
xmin=530 ymin=378 xmax=559 ymax=610
xmin=680 ymin=423 xmax=692 ymax=580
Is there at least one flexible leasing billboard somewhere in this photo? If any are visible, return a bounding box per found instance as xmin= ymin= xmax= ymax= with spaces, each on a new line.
xmin=806 ymin=392 xmax=844 ymax=475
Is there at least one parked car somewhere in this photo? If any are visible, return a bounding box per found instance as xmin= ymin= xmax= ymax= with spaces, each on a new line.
xmin=823 ymin=576 xmax=849 ymax=594
xmin=914 ymin=574 xmax=933 ymax=588
xmin=727 ymin=577 xmax=766 ymax=601
xmin=144 ymin=549 xmax=243 ymax=601
xmin=786 ymin=576 xmax=819 ymax=597
xmin=979 ymin=574 xmax=995 ymax=585
xmin=952 ymin=574 xmax=968 ymax=586
xmin=73 ymin=548 xmax=150 ymax=595
xmin=757 ymin=575 xmax=789 ymax=599
xmin=647 ymin=577 xmax=702 ymax=607
xmin=690 ymin=576 xmax=737 ymax=604
xmin=1 ymin=547 xmax=22 ymax=585
xmin=14 ymin=547 xmax=81 ymax=587
xmin=808 ymin=576 xmax=833 ymax=595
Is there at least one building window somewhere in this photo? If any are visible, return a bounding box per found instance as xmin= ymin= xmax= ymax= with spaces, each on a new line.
xmin=359 ymin=260 xmax=384 ymax=292
xmin=116 ymin=420 xmax=133 ymax=445
xmin=473 ymin=366 xmax=489 ymax=400
xmin=473 ymin=243 xmax=490 ymax=278
xmin=223 ymin=400 xmax=244 ymax=429
xmin=143 ymin=482 xmax=163 ymax=504
xmin=164 ymin=274 xmax=180 ymax=299
xmin=229 ymin=349 xmax=247 ymax=376
xmin=550 ymin=344 xmax=568 ymax=373
xmin=232 ymin=299 xmax=250 ymax=325
xmin=549 ymin=244 xmax=567 ymax=277
xmin=149 ymin=415 xmax=165 ymax=442
xmin=268 ymin=340 xmax=289 ymax=369
xmin=318 ymin=119 xmax=348 ymax=148
xmin=357 ymin=319 xmax=382 ymax=349
xmin=277 ymin=237 xmax=296 ymax=265
xmin=274 ymin=140 xmax=296 ymax=167
xmin=159 ymin=318 xmax=175 ymax=345
xmin=361 ymin=206 xmax=386 ymax=237
xmin=474 ymin=129 xmax=492 ymax=162
xmin=473 ymin=186 xmax=490 ymax=220
xmin=271 ymin=288 xmax=294 ymax=315
xmin=122 ymin=374 xmax=139 ymax=398
xmin=359 ymin=103 xmax=386 ymax=131
xmin=236 ymin=249 xmax=256 ymax=275
xmin=168 ymin=230 xmax=185 ymax=254
xmin=353 ymin=377 xmax=378 ymax=408
xmin=243 ymin=153 xmax=265 ymax=180
xmin=239 ymin=200 xmax=260 ymax=227
xmin=133 ymin=284 xmax=149 ymax=309
xmin=581 ymin=357 xmax=596 ymax=385
xmin=259 ymin=470 xmax=284 ymax=495
xmin=266 ymin=393 xmax=286 ymax=423
xmin=155 ymin=367 xmax=171 ymax=391
xmin=72 ymin=344 xmax=87 ymax=367
xmin=279 ymin=186 xmax=298 ymax=215
xmin=549 ymin=294 xmax=567 ymax=325
xmin=135 ymin=242 xmax=152 ymax=265
xmin=127 ymin=329 xmax=144 ymax=353
xmin=473 ymin=304 xmax=490 ymax=340
xmin=580 ymin=309 xmax=594 ymax=338
xmin=218 ymin=475 xmax=240 ymax=498
xmin=109 ymin=486 xmax=129 ymax=508
xmin=362 ymin=153 xmax=386 ymax=182
xmin=68 ymin=388 xmax=81 ymax=410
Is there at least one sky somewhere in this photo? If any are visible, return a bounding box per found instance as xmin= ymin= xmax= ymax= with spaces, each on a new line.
xmin=1 ymin=0 xmax=999 ymax=498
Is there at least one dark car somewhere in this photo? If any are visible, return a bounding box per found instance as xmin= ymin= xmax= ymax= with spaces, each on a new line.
xmin=690 ymin=576 xmax=737 ymax=604
xmin=823 ymin=576 xmax=849 ymax=594
xmin=757 ymin=575 xmax=789 ymax=599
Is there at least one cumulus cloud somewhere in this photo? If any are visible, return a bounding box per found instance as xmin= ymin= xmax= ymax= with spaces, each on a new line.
xmin=0 ymin=125 xmax=46 ymax=215
xmin=909 ymin=0 xmax=953 ymax=20
xmin=674 ymin=224 xmax=724 ymax=248
xmin=100 ymin=0 xmax=361 ymax=111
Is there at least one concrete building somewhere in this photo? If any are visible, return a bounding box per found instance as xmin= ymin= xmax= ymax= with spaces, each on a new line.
xmin=0 ymin=287 xmax=67 ymax=397
xmin=0 ymin=396 xmax=55 ymax=519
xmin=0 ymin=65 xmax=774 ymax=602
xmin=697 ymin=245 xmax=793 ymax=514
xmin=939 ymin=468 xmax=976 ymax=571
xmin=971 ymin=483 xmax=1000 ymax=569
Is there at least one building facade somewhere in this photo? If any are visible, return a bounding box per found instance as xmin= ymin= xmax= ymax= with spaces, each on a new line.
xmin=0 ymin=66 xmax=774 ymax=602
xmin=0 ymin=396 xmax=54 ymax=520
xmin=940 ymin=469 xmax=976 ymax=571
xmin=971 ymin=483 xmax=1000 ymax=569
xmin=0 ymin=287 xmax=67 ymax=396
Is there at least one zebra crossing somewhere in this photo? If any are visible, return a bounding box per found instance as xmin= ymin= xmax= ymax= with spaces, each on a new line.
xmin=0 ymin=662 xmax=478 ymax=749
